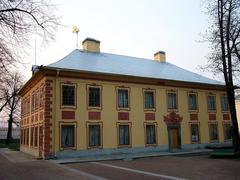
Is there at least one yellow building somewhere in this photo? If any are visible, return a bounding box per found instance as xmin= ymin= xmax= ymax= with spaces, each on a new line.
xmin=19 ymin=38 xmax=232 ymax=159
xmin=236 ymin=95 xmax=240 ymax=129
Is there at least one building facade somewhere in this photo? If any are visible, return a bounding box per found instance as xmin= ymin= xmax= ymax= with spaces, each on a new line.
xmin=19 ymin=38 xmax=232 ymax=159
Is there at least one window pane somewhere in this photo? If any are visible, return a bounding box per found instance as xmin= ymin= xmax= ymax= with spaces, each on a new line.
xmin=223 ymin=124 xmax=231 ymax=140
xmin=146 ymin=125 xmax=156 ymax=144
xmin=62 ymin=85 xmax=75 ymax=106
xmin=119 ymin=125 xmax=130 ymax=145
xmin=89 ymin=87 xmax=100 ymax=107
xmin=61 ymin=125 xmax=74 ymax=148
xmin=34 ymin=127 xmax=38 ymax=147
xmin=118 ymin=89 xmax=129 ymax=108
xmin=208 ymin=95 xmax=216 ymax=111
xmin=209 ymin=124 xmax=218 ymax=141
xmin=189 ymin=94 xmax=197 ymax=110
xmin=89 ymin=125 xmax=101 ymax=147
xmin=221 ymin=96 xmax=229 ymax=111
xmin=190 ymin=124 xmax=200 ymax=143
xmin=168 ymin=93 xmax=177 ymax=109
xmin=145 ymin=92 xmax=154 ymax=109
xmin=31 ymin=127 xmax=34 ymax=146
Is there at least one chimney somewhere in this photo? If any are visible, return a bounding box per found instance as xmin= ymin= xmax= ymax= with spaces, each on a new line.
xmin=82 ymin=38 xmax=100 ymax=53
xmin=154 ymin=51 xmax=166 ymax=63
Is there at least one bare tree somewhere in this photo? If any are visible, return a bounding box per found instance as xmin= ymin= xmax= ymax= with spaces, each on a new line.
xmin=3 ymin=72 xmax=23 ymax=144
xmin=205 ymin=0 xmax=240 ymax=152
xmin=0 ymin=0 xmax=59 ymax=72
xmin=0 ymin=0 xmax=59 ymax=143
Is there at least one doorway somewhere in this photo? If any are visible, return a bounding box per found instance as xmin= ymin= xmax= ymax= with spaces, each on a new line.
xmin=168 ymin=128 xmax=181 ymax=151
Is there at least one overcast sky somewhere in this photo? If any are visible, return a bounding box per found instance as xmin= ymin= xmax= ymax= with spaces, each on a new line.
xmin=23 ymin=0 xmax=218 ymax=80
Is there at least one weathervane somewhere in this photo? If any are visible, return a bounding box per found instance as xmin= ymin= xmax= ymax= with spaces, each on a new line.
xmin=72 ymin=25 xmax=79 ymax=49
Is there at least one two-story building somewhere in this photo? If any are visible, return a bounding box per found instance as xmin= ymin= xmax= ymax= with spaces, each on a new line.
xmin=19 ymin=38 xmax=232 ymax=159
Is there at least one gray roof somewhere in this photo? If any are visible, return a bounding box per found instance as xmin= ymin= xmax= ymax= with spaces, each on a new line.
xmin=47 ymin=49 xmax=224 ymax=85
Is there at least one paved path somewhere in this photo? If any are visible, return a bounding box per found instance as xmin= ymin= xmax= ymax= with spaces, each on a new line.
xmin=0 ymin=149 xmax=95 ymax=180
xmin=1 ymin=149 xmax=240 ymax=180
xmin=66 ymin=155 xmax=240 ymax=180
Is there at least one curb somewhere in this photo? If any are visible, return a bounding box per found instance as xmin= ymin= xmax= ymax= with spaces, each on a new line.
xmin=51 ymin=149 xmax=213 ymax=164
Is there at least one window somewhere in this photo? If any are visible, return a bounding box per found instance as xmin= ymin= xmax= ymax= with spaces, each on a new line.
xmin=144 ymin=91 xmax=155 ymax=109
xmin=223 ymin=123 xmax=231 ymax=140
xmin=30 ymin=127 xmax=34 ymax=146
xmin=34 ymin=127 xmax=38 ymax=147
xmin=31 ymin=93 xmax=35 ymax=112
xmin=190 ymin=124 xmax=200 ymax=143
xmin=88 ymin=125 xmax=101 ymax=147
xmin=35 ymin=91 xmax=39 ymax=110
xmin=118 ymin=125 xmax=130 ymax=145
xmin=167 ymin=91 xmax=177 ymax=110
xmin=207 ymin=95 xmax=216 ymax=111
xmin=61 ymin=125 xmax=75 ymax=148
xmin=146 ymin=125 xmax=156 ymax=145
xmin=20 ymin=129 xmax=23 ymax=144
xmin=118 ymin=89 xmax=129 ymax=109
xmin=88 ymin=87 xmax=101 ymax=107
xmin=221 ymin=96 xmax=229 ymax=111
xmin=62 ymin=85 xmax=75 ymax=106
xmin=188 ymin=93 xmax=197 ymax=111
xmin=209 ymin=123 xmax=218 ymax=142
xmin=26 ymin=128 xmax=29 ymax=145
xmin=39 ymin=88 xmax=44 ymax=108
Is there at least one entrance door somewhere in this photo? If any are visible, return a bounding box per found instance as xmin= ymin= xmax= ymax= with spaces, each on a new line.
xmin=169 ymin=128 xmax=180 ymax=151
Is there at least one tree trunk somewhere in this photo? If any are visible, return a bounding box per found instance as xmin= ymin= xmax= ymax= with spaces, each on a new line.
xmin=5 ymin=113 xmax=13 ymax=145
xmin=227 ymin=86 xmax=240 ymax=152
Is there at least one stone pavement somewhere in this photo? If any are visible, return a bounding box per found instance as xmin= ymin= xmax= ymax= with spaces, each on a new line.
xmin=51 ymin=148 xmax=213 ymax=164
xmin=0 ymin=148 xmax=99 ymax=180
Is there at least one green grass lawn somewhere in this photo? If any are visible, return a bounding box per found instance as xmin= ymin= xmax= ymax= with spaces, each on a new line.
xmin=210 ymin=149 xmax=240 ymax=158
xmin=0 ymin=143 xmax=20 ymax=151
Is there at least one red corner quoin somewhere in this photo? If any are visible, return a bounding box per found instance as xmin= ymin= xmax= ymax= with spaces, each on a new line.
xmin=62 ymin=111 xmax=75 ymax=119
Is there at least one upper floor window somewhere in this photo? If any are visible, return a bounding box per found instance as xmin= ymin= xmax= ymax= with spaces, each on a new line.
xmin=167 ymin=91 xmax=177 ymax=110
xmin=62 ymin=85 xmax=75 ymax=106
xmin=221 ymin=95 xmax=229 ymax=111
xmin=144 ymin=90 xmax=155 ymax=109
xmin=88 ymin=86 xmax=101 ymax=108
xmin=117 ymin=88 xmax=129 ymax=109
xmin=39 ymin=87 xmax=44 ymax=108
xmin=207 ymin=94 xmax=216 ymax=111
xmin=188 ymin=93 xmax=197 ymax=111
xmin=31 ymin=93 xmax=35 ymax=112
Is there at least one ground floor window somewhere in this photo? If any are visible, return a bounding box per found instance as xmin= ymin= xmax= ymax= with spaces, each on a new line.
xmin=20 ymin=129 xmax=23 ymax=144
xmin=88 ymin=125 xmax=101 ymax=147
xmin=146 ymin=124 xmax=156 ymax=145
xmin=30 ymin=127 xmax=34 ymax=146
xmin=34 ymin=127 xmax=38 ymax=147
xmin=223 ymin=123 xmax=232 ymax=140
xmin=26 ymin=128 xmax=29 ymax=145
xmin=209 ymin=123 xmax=218 ymax=142
xmin=190 ymin=123 xmax=200 ymax=143
xmin=118 ymin=124 xmax=130 ymax=146
xmin=61 ymin=125 xmax=75 ymax=148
